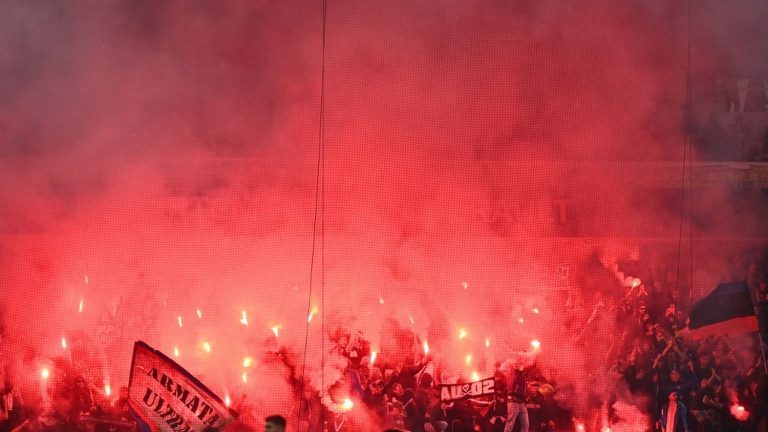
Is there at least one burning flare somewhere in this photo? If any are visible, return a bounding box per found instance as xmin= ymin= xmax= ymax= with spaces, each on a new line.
xmin=243 ymin=357 xmax=254 ymax=368
xmin=422 ymin=340 xmax=429 ymax=355
xmin=458 ymin=328 xmax=468 ymax=339
xmin=271 ymin=325 xmax=280 ymax=337
xmin=370 ymin=351 xmax=377 ymax=365
xmin=341 ymin=398 xmax=354 ymax=411
xmin=61 ymin=337 xmax=67 ymax=349
xmin=730 ymin=404 xmax=749 ymax=421
xmin=530 ymin=339 xmax=541 ymax=350
xmin=240 ymin=310 xmax=249 ymax=325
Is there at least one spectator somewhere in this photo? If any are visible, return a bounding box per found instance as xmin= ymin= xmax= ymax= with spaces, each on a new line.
xmin=265 ymin=415 xmax=287 ymax=432
xmin=659 ymin=390 xmax=689 ymax=432
xmin=727 ymin=114 xmax=753 ymax=160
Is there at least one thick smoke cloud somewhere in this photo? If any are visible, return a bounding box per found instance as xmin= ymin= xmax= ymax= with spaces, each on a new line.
xmin=1 ymin=0 xmax=766 ymax=430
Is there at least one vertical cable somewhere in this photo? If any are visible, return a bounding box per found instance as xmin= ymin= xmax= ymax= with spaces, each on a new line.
xmin=675 ymin=0 xmax=693 ymax=316
xmin=297 ymin=0 xmax=327 ymax=427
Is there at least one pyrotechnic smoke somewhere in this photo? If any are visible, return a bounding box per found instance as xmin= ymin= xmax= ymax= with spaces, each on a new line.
xmin=0 ymin=0 xmax=766 ymax=430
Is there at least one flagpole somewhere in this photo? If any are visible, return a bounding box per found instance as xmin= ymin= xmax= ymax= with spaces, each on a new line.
xmin=748 ymin=281 xmax=768 ymax=374
xmin=758 ymin=331 xmax=768 ymax=374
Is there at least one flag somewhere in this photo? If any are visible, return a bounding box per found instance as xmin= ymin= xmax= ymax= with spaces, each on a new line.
xmin=128 ymin=341 xmax=238 ymax=432
xmin=689 ymin=281 xmax=758 ymax=339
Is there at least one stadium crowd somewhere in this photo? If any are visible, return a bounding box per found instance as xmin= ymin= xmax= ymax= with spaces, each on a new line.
xmin=1 ymin=258 xmax=766 ymax=432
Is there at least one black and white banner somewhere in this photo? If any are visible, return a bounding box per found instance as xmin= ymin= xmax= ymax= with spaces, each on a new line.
xmin=439 ymin=378 xmax=495 ymax=402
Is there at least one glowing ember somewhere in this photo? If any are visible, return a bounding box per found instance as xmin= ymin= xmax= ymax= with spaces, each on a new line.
xmin=84 ymin=274 xmax=88 ymax=284
xmin=422 ymin=341 xmax=429 ymax=354
xmin=471 ymin=371 xmax=480 ymax=381
xmin=177 ymin=316 xmax=183 ymax=327
xmin=485 ymin=337 xmax=490 ymax=348
xmin=202 ymin=341 xmax=211 ymax=353
xmin=271 ymin=326 xmax=279 ymax=337
xmin=61 ymin=337 xmax=67 ymax=349
xmin=243 ymin=357 xmax=254 ymax=367
xmin=462 ymin=281 xmax=468 ymax=289
xmin=602 ymin=427 xmax=611 ymax=432
xmin=730 ymin=404 xmax=749 ymax=421
xmin=78 ymin=299 xmax=84 ymax=314
xmin=518 ymin=317 xmax=524 ymax=324
xmin=379 ymin=297 xmax=384 ymax=304
xmin=370 ymin=351 xmax=377 ymax=364
xmin=173 ymin=346 xmax=180 ymax=357
xmin=240 ymin=310 xmax=248 ymax=325
xmin=465 ymin=354 xmax=472 ymax=365
xmin=576 ymin=424 xmax=585 ymax=432
xmin=532 ymin=307 xmax=540 ymax=314
xmin=341 ymin=398 xmax=354 ymax=411
xmin=458 ymin=328 xmax=468 ymax=339
xmin=530 ymin=339 xmax=541 ymax=349
xmin=242 ymin=372 xmax=248 ymax=383
xmin=409 ymin=315 xmax=415 ymax=324
xmin=104 ymin=384 xmax=111 ymax=396
xmin=308 ymin=307 xmax=318 ymax=323
xmin=40 ymin=368 xmax=50 ymax=380
xmin=225 ymin=395 xmax=231 ymax=407
xmin=196 ymin=309 xmax=202 ymax=318
xmin=632 ymin=278 xmax=641 ymax=288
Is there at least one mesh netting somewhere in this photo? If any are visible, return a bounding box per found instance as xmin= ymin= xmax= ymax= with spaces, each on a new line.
xmin=1 ymin=1 xmax=767 ymax=431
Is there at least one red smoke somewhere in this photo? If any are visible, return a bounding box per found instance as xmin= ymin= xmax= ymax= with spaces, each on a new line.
xmin=0 ymin=1 xmax=765 ymax=430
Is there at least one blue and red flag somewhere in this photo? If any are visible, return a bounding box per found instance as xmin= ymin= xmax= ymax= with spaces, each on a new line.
xmin=689 ymin=281 xmax=758 ymax=339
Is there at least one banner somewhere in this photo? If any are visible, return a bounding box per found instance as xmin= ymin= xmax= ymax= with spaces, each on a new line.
xmin=439 ymin=378 xmax=495 ymax=402
xmin=128 ymin=341 xmax=238 ymax=432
